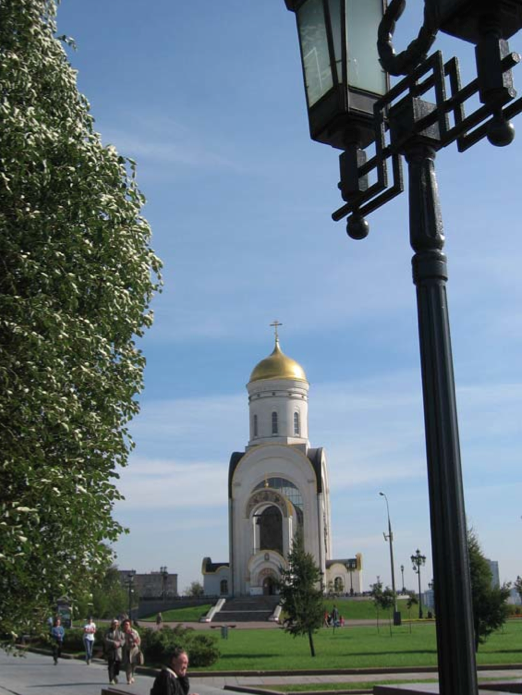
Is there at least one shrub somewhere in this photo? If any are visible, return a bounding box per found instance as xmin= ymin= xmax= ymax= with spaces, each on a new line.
xmin=141 ymin=625 xmax=220 ymax=667
xmin=185 ymin=633 xmax=220 ymax=667
xmin=63 ymin=628 xmax=85 ymax=652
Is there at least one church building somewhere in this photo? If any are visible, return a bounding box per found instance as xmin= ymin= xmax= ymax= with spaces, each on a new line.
xmin=202 ymin=327 xmax=362 ymax=597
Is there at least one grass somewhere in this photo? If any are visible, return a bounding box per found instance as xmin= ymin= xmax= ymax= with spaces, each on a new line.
xmin=140 ymin=598 xmax=416 ymax=625
xmin=322 ymin=599 xmax=421 ymax=622
xmin=193 ymin=620 xmax=522 ymax=672
xmin=140 ymin=605 xmax=213 ymax=622
xmin=258 ymin=677 xmax=521 ymax=692
xmin=258 ymin=680 xmax=439 ymax=691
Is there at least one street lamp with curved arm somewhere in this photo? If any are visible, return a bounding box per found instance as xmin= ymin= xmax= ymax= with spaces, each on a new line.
xmin=379 ymin=491 xmax=400 ymax=625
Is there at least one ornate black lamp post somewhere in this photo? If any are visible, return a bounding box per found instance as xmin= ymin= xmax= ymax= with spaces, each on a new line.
xmin=126 ymin=571 xmax=136 ymax=622
xmin=284 ymin=3 xmax=522 ymax=695
xmin=160 ymin=566 xmax=168 ymax=600
xmin=379 ymin=491 xmax=400 ymax=625
xmin=346 ymin=557 xmax=357 ymax=596
xmin=411 ymin=549 xmax=426 ymax=619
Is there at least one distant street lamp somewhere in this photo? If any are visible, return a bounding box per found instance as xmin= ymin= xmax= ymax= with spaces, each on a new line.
xmin=126 ymin=571 xmax=136 ymax=622
xmin=411 ymin=550 xmax=427 ymax=619
xmin=160 ymin=566 xmax=168 ymax=600
xmin=379 ymin=492 xmax=400 ymax=625
xmin=346 ymin=558 xmax=357 ymax=596
xmin=400 ymin=564 xmax=405 ymax=593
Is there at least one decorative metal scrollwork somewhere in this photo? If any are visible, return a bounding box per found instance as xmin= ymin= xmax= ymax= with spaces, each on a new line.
xmin=377 ymin=0 xmax=439 ymax=76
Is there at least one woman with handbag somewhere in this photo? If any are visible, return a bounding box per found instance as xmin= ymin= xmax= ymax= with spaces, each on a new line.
xmin=104 ymin=618 xmax=125 ymax=684
xmin=121 ymin=618 xmax=142 ymax=684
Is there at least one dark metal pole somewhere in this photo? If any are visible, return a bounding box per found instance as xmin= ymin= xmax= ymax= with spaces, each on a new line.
xmin=405 ymin=141 xmax=478 ymax=695
xmin=417 ymin=565 xmax=423 ymax=619
xmin=380 ymin=492 xmax=400 ymax=624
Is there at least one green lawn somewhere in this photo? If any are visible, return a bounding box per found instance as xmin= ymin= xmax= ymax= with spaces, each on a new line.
xmin=141 ymin=605 xmax=213 ymax=622
xmin=193 ymin=620 xmax=522 ymax=672
xmin=260 ymin=677 xmax=521 ymax=692
xmin=141 ymin=598 xmax=419 ymax=625
xmin=258 ymin=681 xmax=439 ymax=692
xmin=323 ymin=598 xmax=421 ymax=622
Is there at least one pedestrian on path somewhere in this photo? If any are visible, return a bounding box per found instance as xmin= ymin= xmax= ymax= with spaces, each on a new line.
xmin=82 ymin=616 xmax=97 ymax=664
xmin=121 ymin=617 xmax=141 ymax=684
xmin=104 ymin=618 xmax=125 ymax=685
xmin=50 ymin=616 xmax=65 ymax=665
xmin=150 ymin=647 xmax=199 ymax=695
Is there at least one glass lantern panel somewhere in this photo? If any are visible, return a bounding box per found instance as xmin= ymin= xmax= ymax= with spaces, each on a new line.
xmin=327 ymin=0 xmax=342 ymax=84
xmin=297 ymin=0 xmax=334 ymax=107
xmin=346 ymin=0 xmax=387 ymax=95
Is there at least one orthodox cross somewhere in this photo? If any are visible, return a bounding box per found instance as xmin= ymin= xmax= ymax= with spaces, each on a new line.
xmin=270 ymin=320 xmax=282 ymax=341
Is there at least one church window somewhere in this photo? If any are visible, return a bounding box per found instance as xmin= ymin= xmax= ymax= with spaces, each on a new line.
xmin=257 ymin=506 xmax=283 ymax=554
xmin=253 ymin=414 xmax=258 ymax=437
xmin=254 ymin=477 xmax=304 ymax=528
xmin=220 ymin=579 xmax=228 ymax=595
xmin=271 ymin=411 xmax=278 ymax=434
xmin=294 ymin=411 xmax=300 ymax=435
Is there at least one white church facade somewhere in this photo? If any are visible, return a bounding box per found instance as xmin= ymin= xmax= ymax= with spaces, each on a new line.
xmin=202 ymin=329 xmax=362 ymax=597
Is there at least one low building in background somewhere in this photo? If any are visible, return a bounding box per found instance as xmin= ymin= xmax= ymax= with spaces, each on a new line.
xmin=118 ymin=569 xmax=178 ymax=598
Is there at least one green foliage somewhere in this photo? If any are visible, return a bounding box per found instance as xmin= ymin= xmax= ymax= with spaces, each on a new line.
xmin=62 ymin=627 xmax=87 ymax=653
xmin=0 ymin=0 xmax=161 ymax=641
xmin=468 ymin=529 xmax=510 ymax=650
xmin=91 ymin=565 xmax=128 ymax=619
xmin=141 ymin=626 xmax=219 ymax=668
xmin=184 ymin=581 xmax=205 ymax=598
xmin=277 ymin=533 xmax=324 ymax=657
xmin=515 ymin=576 xmax=522 ymax=603
xmin=370 ymin=581 xmax=396 ymax=636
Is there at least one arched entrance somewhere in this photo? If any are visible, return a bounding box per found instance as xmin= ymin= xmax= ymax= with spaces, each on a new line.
xmin=262 ymin=576 xmax=276 ymax=595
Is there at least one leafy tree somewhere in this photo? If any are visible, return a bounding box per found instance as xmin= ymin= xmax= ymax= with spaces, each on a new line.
xmin=277 ymin=533 xmax=324 ymax=657
xmin=514 ymin=578 xmax=522 ymax=604
xmin=91 ymin=565 xmax=128 ymax=619
xmin=468 ymin=529 xmax=510 ymax=651
xmin=406 ymin=593 xmax=418 ymax=633
xmin=0 ymin=0 xmax=161 ymax=641
xmin=185 ymin=581 xmax=204 ymax=598
xmin=370 ymin=581 xmax=395 ymax=636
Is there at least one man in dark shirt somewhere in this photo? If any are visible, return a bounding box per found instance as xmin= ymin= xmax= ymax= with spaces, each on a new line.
xmin=150 ymin=647 xmax=198 ymax=695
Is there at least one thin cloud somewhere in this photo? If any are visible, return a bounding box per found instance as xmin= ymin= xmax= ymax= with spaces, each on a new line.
xmin=116 ymin=457 xmax=228 ymax=510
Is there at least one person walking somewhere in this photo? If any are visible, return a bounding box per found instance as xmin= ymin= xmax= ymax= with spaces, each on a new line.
xmin=82 ymin=616 xmax=97 ymax=664
xmin=121 ymin=618 xmax=141 ymax=684
xmin=50 ymin=617 xmax=65 ymax=665
xmin=156 ymin=612 xmax=163 ymax=626
xmin=150 ymin=647 xmax=199 ymax=695
xmin=104 ymin=618 xmax=125 ymax=685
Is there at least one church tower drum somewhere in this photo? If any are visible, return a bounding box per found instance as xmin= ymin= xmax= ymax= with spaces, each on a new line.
xmin=227 ymin=326 xmax=332 ymax=597
xmin=247 ymin=334 xmax=309 ymax=447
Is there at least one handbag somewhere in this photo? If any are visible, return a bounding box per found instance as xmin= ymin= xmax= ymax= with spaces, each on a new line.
xmin=136 ymin=649 xmax=145 ymax=666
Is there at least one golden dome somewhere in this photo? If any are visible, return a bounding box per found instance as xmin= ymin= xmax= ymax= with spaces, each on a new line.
xmin=249 ymin=339 xmax=307 ymax=383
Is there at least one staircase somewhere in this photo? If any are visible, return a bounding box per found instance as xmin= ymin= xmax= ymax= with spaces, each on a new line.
xmin=212 ymin=596 xmax=280 ymax=623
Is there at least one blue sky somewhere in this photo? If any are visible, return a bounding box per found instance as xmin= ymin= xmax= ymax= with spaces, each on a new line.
xmin=56 ymin=1 xmax=521 ymax=595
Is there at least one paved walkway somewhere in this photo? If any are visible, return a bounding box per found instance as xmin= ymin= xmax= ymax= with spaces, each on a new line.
xmin=1 ymin=648 xmax=521 ymax=695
